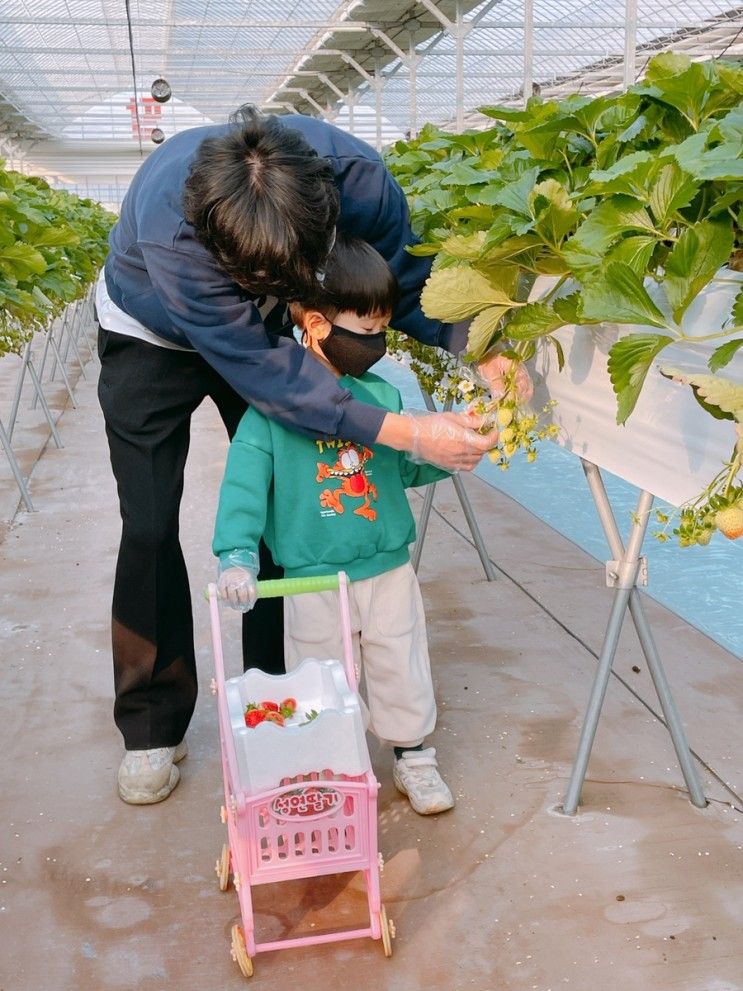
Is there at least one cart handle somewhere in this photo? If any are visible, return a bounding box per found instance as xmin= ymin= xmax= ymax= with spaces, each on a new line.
xmin=207 ymin=570 xmax=358 ymax=693
xmin=254 ymin=574 xmax=340 ymax=598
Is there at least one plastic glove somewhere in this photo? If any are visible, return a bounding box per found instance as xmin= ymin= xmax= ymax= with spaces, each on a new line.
xmin=477 ymin=353 xmax=534 ymax=404
xmin=217 ymin=550 xmax=259 ymax=612
xmin=402 ymin=409 xmax=498 ymax=472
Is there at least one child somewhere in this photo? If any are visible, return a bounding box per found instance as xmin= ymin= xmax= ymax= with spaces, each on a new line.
xmin=213 ymin=234 xmax=454 ymax=815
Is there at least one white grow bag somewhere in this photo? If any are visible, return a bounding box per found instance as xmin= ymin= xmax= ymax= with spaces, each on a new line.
xmin=530 ymin=269 xmax=743 ymax=506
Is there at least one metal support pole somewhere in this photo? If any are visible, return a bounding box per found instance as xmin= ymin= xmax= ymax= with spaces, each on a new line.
xmin=373 ymin=50 xmax=384 ymax=151
xmin=53 ymin=300 xmax=87 ymax=381
xmin=455 ymin=0 xmax=465 ymax=131
xmin=49 ymin=302 xmax=74 ymax=382
xmin=627 ymin=592 xmax=706 ymax=808
xmin=347 ymin=84 xmax=355 ymax=136
xmin=583 ymin=461 xmax=705 ymax=808
xmin=0 ymin=417 xmax=34 ymax=511
xmin=411 ymin=388 xmax=497 ymax=581
xmin=523 ymin=0 xmax=534 ymax=107
xmin=409 ymin=36 xmax=418 ymax=138
xmin=31 ymin=319 xmax=76 ymax=411
xmin=411 ymin=479 xmax=436 ymax=572
xmin=7 ymin=347 xmax=27 ymax=440
xmin=25 ymin=344 xmax=63 ymax=449
xmin=561 ymin=461 xmax=706 ymax=814
xmin=624 ymin=0 xmax=638 ymax=89
xmin=8 ymin=342 xmax=63 ymax=449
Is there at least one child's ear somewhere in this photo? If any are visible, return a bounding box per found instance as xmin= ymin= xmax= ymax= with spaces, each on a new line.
xmin=304 ymin=310 xmax=332 ymax=341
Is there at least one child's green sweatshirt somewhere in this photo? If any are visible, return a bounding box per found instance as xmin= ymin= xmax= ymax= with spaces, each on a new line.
xmin=213 ymin=371 xmax=450 ymax=581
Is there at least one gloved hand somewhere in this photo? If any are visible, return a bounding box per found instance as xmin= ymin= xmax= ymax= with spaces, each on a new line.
xmin=402 ymin=409 xmax=499 ymax=471
xmin=217 ymin=567 xmax=258 ymax=612
xmin=217 ymin=550 xmax=259 ymax=612
xmin=477 ymin=353 xmax=534 ymax=404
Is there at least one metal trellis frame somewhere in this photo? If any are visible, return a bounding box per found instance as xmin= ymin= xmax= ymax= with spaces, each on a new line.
xmin=560 ymin=459 xmax=707 ymax=815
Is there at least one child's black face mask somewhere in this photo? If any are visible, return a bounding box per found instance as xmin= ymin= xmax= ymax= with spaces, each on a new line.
xmin=319 ymin=323 xmax=387 ymax=378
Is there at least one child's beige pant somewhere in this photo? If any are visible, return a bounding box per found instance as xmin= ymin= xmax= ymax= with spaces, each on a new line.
xmin=283 ymin=562 xmax=437 ymax=749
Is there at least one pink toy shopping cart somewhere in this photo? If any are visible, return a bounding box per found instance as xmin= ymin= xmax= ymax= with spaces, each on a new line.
xmin=207 ymin=571 xmax=394 ymax=978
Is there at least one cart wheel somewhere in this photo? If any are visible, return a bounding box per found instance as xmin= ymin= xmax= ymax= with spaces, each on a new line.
xmin=230 ymin=924 xmax=254 ymax=978
xmin=215 ymin=843 xmax=230 ymax=891
xmin=380 ymin=904 xmax=394 ymax=958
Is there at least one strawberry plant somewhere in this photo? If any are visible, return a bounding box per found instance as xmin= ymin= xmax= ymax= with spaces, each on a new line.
xmin=0 ymin=163 xmax=115 ymax=357
xmin=386 ymin=52 xmax=743 ymax=544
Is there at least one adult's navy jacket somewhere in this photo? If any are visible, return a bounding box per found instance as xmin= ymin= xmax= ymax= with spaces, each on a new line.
xmin=104 ymin=114 xmax=461 ymax=447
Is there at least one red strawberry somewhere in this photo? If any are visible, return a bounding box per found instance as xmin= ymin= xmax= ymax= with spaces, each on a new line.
xmin=280 ymin=697 xmax=297 ymax=718
xmin=260 ymin=700 xmax=280 ymax=712
xmin=715 ymin=505 xmax=743 ymax=540
xmin=245 ymin=709 xmax=267 ymax=728
xmin=263 ymin=711 xmax=285 ymax=726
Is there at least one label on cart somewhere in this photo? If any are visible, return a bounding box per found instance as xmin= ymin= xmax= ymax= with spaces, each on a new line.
xmin=271 ymin=786 xmax=343 ymax=821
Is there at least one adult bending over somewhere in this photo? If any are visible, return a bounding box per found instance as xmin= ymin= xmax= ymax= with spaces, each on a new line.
xmin=98 ymin=105 xmax=497 ymax=804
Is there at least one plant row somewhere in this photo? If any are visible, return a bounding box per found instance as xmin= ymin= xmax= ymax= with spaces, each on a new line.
xmin=0 ymin=164 xmax=116 ymax=357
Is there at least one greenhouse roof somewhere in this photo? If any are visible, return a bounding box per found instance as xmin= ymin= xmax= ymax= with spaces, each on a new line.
xmin=0 ymin=0 xmax=741 ymax=206
xmin=0 ymin=1 xmax=741 ymax=141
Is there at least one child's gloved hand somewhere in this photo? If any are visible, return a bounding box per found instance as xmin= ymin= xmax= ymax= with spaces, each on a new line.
xmin=217 ymin=566 xmax=258 ymax=611
xmin=217 ymin=549 xmax=260 ymax=611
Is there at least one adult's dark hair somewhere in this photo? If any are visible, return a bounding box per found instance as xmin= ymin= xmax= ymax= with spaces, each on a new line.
xmin=183 ymin=104 xmax=340 ymax=300
xmin=290 ymin=233 xmax=400 ymax=324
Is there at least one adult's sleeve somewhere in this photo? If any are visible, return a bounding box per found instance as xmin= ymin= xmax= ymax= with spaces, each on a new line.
xmin=334 ymin=156 xmax=467 ymax=355
xmin=139 ymin=239 xmax=386 ymax=446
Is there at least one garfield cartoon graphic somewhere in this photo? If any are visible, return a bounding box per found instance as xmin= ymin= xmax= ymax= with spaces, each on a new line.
xmin=316 ymin=442 xmax=378 ymax=521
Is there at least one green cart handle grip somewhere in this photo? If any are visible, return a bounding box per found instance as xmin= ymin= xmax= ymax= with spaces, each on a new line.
xmin=255 ymin=574 xmax=341 ymax=598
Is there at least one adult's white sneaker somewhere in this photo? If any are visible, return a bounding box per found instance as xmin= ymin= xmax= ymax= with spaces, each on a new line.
xmin=118 ymin=740 xmax=188 ymax=805
xmin=392 ymin=747 xmax=454 ymax=815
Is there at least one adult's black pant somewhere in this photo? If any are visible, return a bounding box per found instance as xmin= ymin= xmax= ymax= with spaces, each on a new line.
xmin=97 ymin=328 xmax=284 ymax=749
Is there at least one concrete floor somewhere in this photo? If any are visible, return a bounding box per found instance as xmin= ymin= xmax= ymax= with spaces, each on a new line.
xmin=1 ymin=341 xmax=742 ymax=991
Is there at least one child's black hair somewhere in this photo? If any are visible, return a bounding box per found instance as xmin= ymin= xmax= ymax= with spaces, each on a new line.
xmin=290 ymin=233 xmax=400 ymax=326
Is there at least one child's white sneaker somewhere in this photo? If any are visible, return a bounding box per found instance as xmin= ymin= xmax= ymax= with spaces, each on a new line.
xmin=118 ymin=740 xmax=188 ymax=805
xmin=393 ymin=747 xmax=454 ymax=815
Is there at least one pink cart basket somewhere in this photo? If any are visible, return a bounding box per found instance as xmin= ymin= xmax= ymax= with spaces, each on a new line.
xmin=207 ymin=571 xmax=394 ymax=978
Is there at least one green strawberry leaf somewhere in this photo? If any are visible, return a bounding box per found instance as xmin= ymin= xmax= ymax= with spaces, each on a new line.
xmin=466 ymin=305 xmax=510 ymax=359
xmin=584 ymin=151 xmax=655 ymax=199
xmin=663 ymin=218 xmax=734 ymax=324
xmin=547 ymin=335 xmax=566 ymax=371
xmin=733 ymin=283 xmax=743 ymax=326
xmin=708 ymin=337 xmax=743 ymax=373
xmin=579 ymin=262 xmax=668 ymax=328
xmin=648 ymin=162 xmax=699 ymax=226
xmin=634 ymin=60 xmax=715 ymax=130
xmin=709 ymin=106 xmax=743 ymax=146
xmin=529 ymin=178 xmax=579 ymax=247
xmin=0 ymin=242 xmax=47 ymax=279
xmin=644 ymin=51 xmax=693 ymax=80
xmin=604 ymin=235 xmax=658 ymax=277
xmin=505 ymin=301 xmax=566 ymax=341
xmin=490 ymin=166 xmax=542 ymax=217
xmin=659 ymin=366 xmax=743 ymax=421
xmin=609 ymin=333 xmax=674 ymax=423
xmin=563 ymin=197 xmax=658 ymax=267
xmin=552 ymin=292 xmax=582 ymax=324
